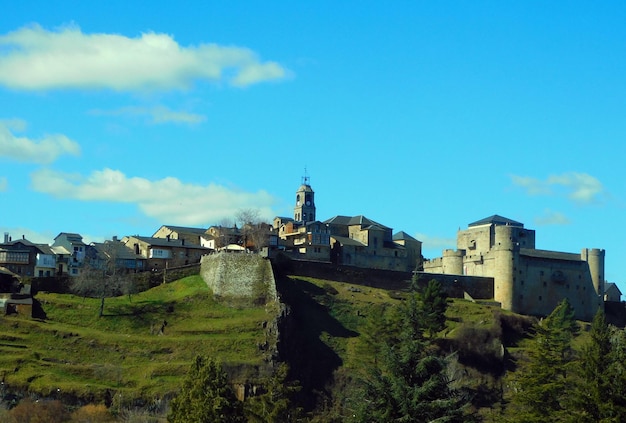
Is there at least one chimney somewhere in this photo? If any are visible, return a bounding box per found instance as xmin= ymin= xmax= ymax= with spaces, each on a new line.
xmin=22 ymin=235 xmax=25 ymax=240
xmin=112 ymin=236 xmax=118 ymax=242
xmin=3 ymin=232 xmax=8 ymax=243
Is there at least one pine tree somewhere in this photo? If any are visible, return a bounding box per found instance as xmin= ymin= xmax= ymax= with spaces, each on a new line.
xmin=245 ymin=363 xmax=302 ymax=422
xmin=507 ymin=299 xmax=578 ymax=422
xmin=357 ymin=291 xmax=473 ymax=422
xmin=168 ymin=356 xmax=245 ymax=423
xmin=418 ymin=279 xmax=449 ymax=338
xmin=569 ymin=309 xmax=612 ymax=421
xmin=570 ymin=310 xmax=626 ymax=422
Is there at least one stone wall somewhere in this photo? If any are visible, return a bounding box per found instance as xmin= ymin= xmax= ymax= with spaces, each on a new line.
xmin=200 ymin=252 xmax=277 ymax=302
xmin=413 ymin=272 xmax=495 ymax=300
xmin=271 ymin=255 xmax=494 ymax=299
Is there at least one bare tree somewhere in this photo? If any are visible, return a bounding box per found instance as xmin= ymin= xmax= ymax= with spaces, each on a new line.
xmin=236 ymin=208 xmax=270 ymax=252
xmin=71 ymin=241 xmax=124 ymax=317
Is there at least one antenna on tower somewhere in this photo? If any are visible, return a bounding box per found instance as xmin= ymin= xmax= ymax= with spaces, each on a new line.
xmin=302 ymin=167 xmax=310 ymax=186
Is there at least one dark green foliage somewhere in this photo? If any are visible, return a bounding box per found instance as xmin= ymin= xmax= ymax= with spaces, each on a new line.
xmin=507 ymin=299 xmax=579 ymax=422
xmin=357 ymin=290 xmax=474 ymax=422
xmin=168 ymin=356 xmax=245 ymax=423
xmin=245 ymin=363 xmax=302 ymax=422
xmin=569 ymin=309 xmax=626 ymax=421
xmin=418 ymin=279 xmax=449 ymax=338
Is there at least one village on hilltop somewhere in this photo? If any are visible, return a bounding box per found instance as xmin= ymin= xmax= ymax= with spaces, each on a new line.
xmin=0 ymin=175 xmax=622 ymax=322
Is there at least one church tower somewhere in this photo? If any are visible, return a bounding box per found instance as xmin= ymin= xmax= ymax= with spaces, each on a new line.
xmin=294 ymin=172 xmax=316 ymax=223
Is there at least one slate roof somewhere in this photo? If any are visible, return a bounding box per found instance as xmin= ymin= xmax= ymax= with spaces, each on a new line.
xmin=468 ymin=215 xmax=524 ymax=228
xmin=605 ymin=282 xmax=622 ymax=295
xmin=154 ymin=225 xmax=208 ymax=236
xmin=90 ymin=242 xmax=143 ymax=260
xmin=330 ymin=235 xmax=367 ymax=247
xmin=323 ymin=215 xmax=390 ymax=230
xmin=393 ymin=231 xmax=420 ymax=242
xmin=131 ymin=236 xmax=210 ymax=250
xmin=54 ymin=233 xmax=86 ymax=245
xmin=520 ymin=248 xmax=581 ymax=261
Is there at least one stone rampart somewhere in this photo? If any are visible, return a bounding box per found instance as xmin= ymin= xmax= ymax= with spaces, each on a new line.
xmin=200 ymin=253 xmax=277 ymax=302
xmin=414 ymin=272 xmax=494 ymax=299
xmin=271 ymin=255 xmax=494 ymax=299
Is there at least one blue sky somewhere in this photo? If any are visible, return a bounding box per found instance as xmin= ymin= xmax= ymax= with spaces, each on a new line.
xmin=1 ymin=2 xmax=625 ymax=292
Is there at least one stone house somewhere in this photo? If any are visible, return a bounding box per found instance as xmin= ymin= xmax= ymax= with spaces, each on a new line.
xmin=152 ymin=225 xmax=208 ymax=246
xmin=52 ymin=233 xmax=87 ymax=276
xmin=87 ymin=239 xmax=146 ymax=273
xmin=0 ymin=234 xmax=57 ymax=278
xmin=120 ymin=235 xmax=210 ymax=270
xmin=273 ymin=177 xmax=422 ymax=272
xmin=605 ymin=282 xmax=622 ymax=302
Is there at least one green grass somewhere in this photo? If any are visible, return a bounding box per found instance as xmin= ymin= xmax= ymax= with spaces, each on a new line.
xmin=0 ymin=275 xmax=273 ymax=403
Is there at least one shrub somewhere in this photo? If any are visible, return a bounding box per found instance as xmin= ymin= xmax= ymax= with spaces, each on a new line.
xmin=7 ymin=398 xmax=68 ymax=423
xmin=70 ymin=403 xmax=114 ymax=422
xmin=323 ymin=283 xmax=339 ymax=295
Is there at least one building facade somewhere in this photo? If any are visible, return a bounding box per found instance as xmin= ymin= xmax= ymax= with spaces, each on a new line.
xmin=423 ymin=215 xmax=604 ymax=321
xmin=274 ymin=177 xmax=422 ymax=272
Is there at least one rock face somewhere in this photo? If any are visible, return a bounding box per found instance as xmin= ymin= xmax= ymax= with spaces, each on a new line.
xmin=200 ymin=252 xmax=277 ymax=302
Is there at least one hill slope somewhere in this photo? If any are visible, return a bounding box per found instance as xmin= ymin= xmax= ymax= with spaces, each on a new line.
xmin=0 ymin=275 xmax=274 ymax=407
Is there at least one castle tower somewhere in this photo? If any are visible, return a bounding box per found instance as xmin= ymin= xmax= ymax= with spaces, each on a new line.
xmin=582 ymin=248 xmax=605 ymax=310
xmin=493 ymin=225 xmax=519 ymax=312
xmin=294 ymin=172 xmax=316 ymax=223
xmin=442 ymin=249 xmax=464 ymax=275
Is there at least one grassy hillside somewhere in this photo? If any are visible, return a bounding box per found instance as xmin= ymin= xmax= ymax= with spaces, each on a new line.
xmin=275 ymin=274 xmax=538 ymax=418
xmin=0 ymin=275 xmax=273 ymax=406
xmin=0 ymin=271 xmax=549 ymax=420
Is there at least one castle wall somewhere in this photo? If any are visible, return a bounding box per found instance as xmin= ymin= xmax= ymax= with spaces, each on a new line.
xmin=514 ymin=251 xmax=600 ymax=321
xmin=424 ymin=220 xmax=602 ymax=321
xmin=271 ymin=257 xmax=494 ymax=299
xmin=457 ymin=225 xmax=494 ymax=254
xmin=339 ymin=244 xmax=409 ymax=272
xmin=200 ymin=253 xmax=277 ymax=302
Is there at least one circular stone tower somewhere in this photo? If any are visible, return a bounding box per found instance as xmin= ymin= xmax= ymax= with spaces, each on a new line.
xmin=493 ymin=225 xmax=519 ymax=312
xmin=582 ymin=248 xmax=605 ymax=310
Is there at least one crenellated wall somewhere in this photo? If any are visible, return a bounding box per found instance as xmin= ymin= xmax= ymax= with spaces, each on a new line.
xmin=423 ymin=217 xmax=604 ymax=321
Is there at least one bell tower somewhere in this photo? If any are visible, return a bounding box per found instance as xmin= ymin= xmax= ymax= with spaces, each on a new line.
xmin=294 ymin=171 xmax=316 ymax=223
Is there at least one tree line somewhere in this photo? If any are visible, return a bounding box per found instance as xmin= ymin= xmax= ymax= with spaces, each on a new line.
xmin=167 ymin=278 xmax=626 ymax=422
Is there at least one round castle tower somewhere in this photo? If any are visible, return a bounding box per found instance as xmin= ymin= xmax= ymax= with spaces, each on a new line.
xmin=582 ymin=248 xmax=605 ymax=308
xmin=442 ymin=249 xmax=464 ymax=275
xmin=493 ymin=225 xmax=520 ymax=312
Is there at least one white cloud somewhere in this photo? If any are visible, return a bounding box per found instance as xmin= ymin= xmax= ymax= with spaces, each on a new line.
xmin=0 ymin=24 xmax=289 ymax=91
xmin=90 ymin=105 xmax=206 ymax=125
xmin=0 ymin=227 xmax=56 ymax=244
xmin=534 ymin=210 xmax=571 ymax=226
xmin=30 ymin=168 xmax=278 ymax=225
xmin=0 ymin=176 xmax=7 ymax=191
xmin=414 ymin=232 xmax=456 ymax=251
xmin=0 ymin=120 xmax=81 ymax=164
xmin=510 ymin=172 xmax=605 ymax=204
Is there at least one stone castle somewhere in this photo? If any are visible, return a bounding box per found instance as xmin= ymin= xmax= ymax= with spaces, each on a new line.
xmin=423 ymin=215 xmax=604 ymax=321
xmin=276 ymin=176 xmax=608 ymax=321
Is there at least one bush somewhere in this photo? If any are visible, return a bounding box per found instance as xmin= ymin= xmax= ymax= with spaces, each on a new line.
xmin=452 ymin=324 xmax=504 ymax=375
xmin=6 ymin=398 xmax=68 ymax=423
xmin=70 ymin=403 xmax=114 ymax=422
